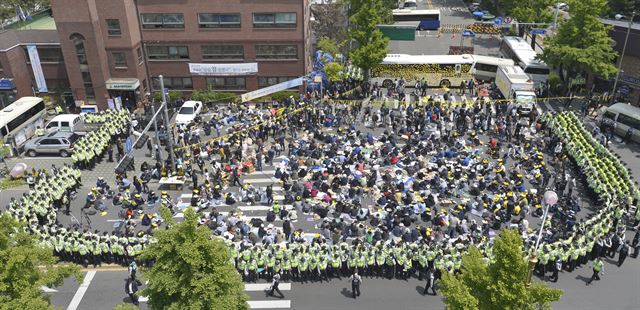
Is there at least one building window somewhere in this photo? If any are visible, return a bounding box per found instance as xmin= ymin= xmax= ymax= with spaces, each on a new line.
xmin=152 ymin=76 xmax=193 ymax=90
xmin=201 ymin=45 xmax=244 ymax=60
xmin=141 ymin=13 xmax=184 ymax=29
xmin=70 ymin=33 xmax=94 ymax=99
xmin=206 ymin=77 xmax=246 ymax=90
xmin=255 ymin=45 xmax=297 ymax=60
xmin=198 ymin=13 xmax=241 ymax=28
xmin=146 ymin=46 xmax=189 ymax=60
xmin=136 ymin=47 xmax=143 ymax=64
xmin=258 ymin=76 xmax=296 ymax=87
xmin=113 ymin=52 xmax=127 ymax=67
xmin=23 ymin=47 xmax=63 ymax=63
xmin=106 ymin=19 xmax=121 ymax=36
xmin=252 ymin=13 xmax=296 ymax=28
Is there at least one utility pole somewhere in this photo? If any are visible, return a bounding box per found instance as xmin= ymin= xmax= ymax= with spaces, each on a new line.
xmin=611 ymin=12 xmax=636 ymax=104
xmin=553 ymin=2 xmax=560 ymax=32
xmin=150 ymin=103 xmax=161 ymax=162
xmin=158 ymin=75 xmax=175 ymax=164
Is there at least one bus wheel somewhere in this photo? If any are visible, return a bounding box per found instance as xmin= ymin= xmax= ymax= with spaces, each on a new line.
xmin=383 ymin=79 xmax=393 ymax=88
xmin=439 ymin=80 xmax=451 ymax=89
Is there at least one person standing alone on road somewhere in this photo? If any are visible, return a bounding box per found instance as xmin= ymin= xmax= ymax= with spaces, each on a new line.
xmin=349 ymin=272 xmax=362 ymax=299
xmin=586 ymin=257 xmax=604 ymax=285
xmin=125 ymin=277 xmax=142 ymax=306
xmin=267 ymin=273 xmax=284 ymax=298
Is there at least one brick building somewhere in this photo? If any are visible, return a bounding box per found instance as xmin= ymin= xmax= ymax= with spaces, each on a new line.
xmin=0 ymin=27 xmax=70 ymax=108
xmin=602 ymin=18 xmax=640 ymax=105
xmin=51 ymin=0 xmax=311 ymax=109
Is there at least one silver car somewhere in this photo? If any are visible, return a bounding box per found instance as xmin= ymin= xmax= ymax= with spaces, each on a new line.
xmin=24 ymin=132 xmax=79 ymax=157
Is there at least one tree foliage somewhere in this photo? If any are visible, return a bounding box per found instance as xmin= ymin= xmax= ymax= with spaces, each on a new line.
xmin=139 ymin=208 xmax=248 ymax=310
xmin=0 ymin=214 xmax=81 ymax=310
xmin=440 ymin=230 xmax=563 ymax=310
xmin=113 ymin=303 xmax=140 ymax=310
xmin=347 ymin=0 xmax=390 ymax=74
xmin=541 ymin=0 xmax=618 ymax=78
xmin=317 ymin=37 xmax=342 ymax=58
xmin=606 ymin=0 xmax=640 ymax=18
xmin=311 ymin=1 xmax=348 ymax=46
xmin=325 ymin=62 xmax=345 ymax=82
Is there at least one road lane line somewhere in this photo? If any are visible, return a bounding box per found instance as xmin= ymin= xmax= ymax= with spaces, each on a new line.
xmin=247 ymin=300 xmax=291 ymax=309
xmin=244 ymin=283 xmax=291 ymax=291
xmin=66 ymin=270 xmax=96 ymax=310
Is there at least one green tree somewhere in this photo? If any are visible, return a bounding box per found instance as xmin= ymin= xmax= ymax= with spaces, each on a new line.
xmin=510 ymin=0 xmax=554 ymax=48
xmin=541 ymin=0 xmax=618 ymax=79
xmin=139 ymin=208 xmax=248 ymax=310
xmin=440 ymin=230 xmax=563 ymax=310
xmin=607 ymin=0 xmax=640 ymax=18
xmin=0 ymin=214 xmax=81 ymax=309
xmin=348 ymin=0 xmax=390 ymax=74
xmin=325 ymin=62 xmax=345 ymax=82
xmin=317 ymin=37 xmax=342 ymax=58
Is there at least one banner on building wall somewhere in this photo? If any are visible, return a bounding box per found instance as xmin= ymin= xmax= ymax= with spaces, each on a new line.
xmin=188 ymin=63 xmax=258 ymax=76
xmin=240 ymin=77 xmax=304 ymax=102
xmin=26 ymin=45 xmax=48 ymax=93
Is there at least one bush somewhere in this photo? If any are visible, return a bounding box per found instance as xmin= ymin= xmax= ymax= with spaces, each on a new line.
xmin=547 ymin=72 xmax=563 ymax=96
xmin=153 ymin=90 xmax=183 ymax=103
xmin=267 ymin=91 xmax=299 ymax=103
xmin=191 ymin=90 xmax=240 ymax=104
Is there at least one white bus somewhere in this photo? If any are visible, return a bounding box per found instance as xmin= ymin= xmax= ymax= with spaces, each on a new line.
xmin=0 ymin=97 xmax=46 ymax=147
xmin=371 ymin=54 xmax=475 ymax=89
xmin=469 ymin=55 xmax=515 ymax=81
xmin=499 ymin=36 xmax=550 ymax=85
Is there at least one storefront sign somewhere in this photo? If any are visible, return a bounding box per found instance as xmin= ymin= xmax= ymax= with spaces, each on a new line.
xmin=26 ymin=45 xmax=48 ymax=93
xmin=106 ymin=79 xmax=140 ymax=91
xmin=0 ymin=79 xmax=14 ymax=90
xmin=189 ymin=63 xmax=258 ymax=76
xmin=241 ymin=77 xmax=304 ymax=102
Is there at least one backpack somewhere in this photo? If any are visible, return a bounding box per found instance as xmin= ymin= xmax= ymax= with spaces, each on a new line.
xmin=266 ymin=211 xmax=276 ymax=222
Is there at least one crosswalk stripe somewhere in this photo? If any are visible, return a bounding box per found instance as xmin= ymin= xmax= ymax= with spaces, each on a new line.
xmin=244 ymin=283 xmax=292 ymax=291
xmin=238 ymin=205 xmax=293 ymax=212
xmin=66 ymin=271 xmax=96 ymax=310
xmin=247 ymin=300 xmax=291 ymax=309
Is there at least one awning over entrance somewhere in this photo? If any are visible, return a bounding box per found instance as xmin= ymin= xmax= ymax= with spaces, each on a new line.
xmin=106 ymin=78 xmax=140 ymax=91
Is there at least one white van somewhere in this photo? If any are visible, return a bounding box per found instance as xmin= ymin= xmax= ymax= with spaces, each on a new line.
xmin=597 ymin=103 xmax=640 ymax=143
xmin=45 ymin=114 xmax=85 ymax=134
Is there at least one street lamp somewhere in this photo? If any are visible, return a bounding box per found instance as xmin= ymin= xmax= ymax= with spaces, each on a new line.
xmin=611 ymin=12 xmax=636 ymax=104
xmin=527 ymin=190 xmax=558 ymax=285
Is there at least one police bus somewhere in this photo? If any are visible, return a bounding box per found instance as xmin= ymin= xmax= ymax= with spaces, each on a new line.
xmin=0 ymin=97 xmax=46 ymax=148
xmin=392 ymin=9 xmax=441 ymax=31
xmin=370 ymin=54 xmax=475 ymax=89
xmin=499 ymin=36 xmax=550 ymax=86
xmin=469 ymin=55 xmax=515 ymax=81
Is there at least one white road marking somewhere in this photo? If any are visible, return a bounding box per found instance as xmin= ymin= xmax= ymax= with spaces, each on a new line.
xmin=244 ymin=283 xmax=291 ymax=291
xmin=247 ymin=300 xmax=292 ymax=309
xmin=66 ymin=270 xmax=96 ymax=310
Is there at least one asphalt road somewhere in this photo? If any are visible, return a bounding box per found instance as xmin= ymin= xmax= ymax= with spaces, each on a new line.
xmin=3 ymin=95 xmax=627 ymax=310
xmin=388 ymin=0 xmax=504 ymax=56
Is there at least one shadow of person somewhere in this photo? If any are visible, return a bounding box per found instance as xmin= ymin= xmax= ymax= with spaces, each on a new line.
xmin=340 ymin=287 xmax=353 ymax=299
xmin=575 ymin=274 xmax=591 ymax=284
xmin=415 ymin=285 xmax=426 ymax=296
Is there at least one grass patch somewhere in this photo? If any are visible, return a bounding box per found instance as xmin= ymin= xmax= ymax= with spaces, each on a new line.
xmin=0 ymin=178 xmax=26 ymax=190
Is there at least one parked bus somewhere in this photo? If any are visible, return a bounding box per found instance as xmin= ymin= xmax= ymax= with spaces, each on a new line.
xmin=371 ymin=54 xmax=475 ymax=89
xmin=470 ymin=55 xmax=515 ymax=81
xmin=392 ymin=9 xmax=441 ymax=31
xmin=0 ymin=97 xmax=46 ymax=148
xmin=499 ymin=36 xmax=550 ymax=85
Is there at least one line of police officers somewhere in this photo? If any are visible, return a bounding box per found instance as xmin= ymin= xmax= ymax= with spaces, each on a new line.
xmin=72 ymin=109 xmax=130 ymax=169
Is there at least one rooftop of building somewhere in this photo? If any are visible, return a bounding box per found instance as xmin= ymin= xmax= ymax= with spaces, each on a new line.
xmin=602 ymin=18 xmax=640 ymax=31
xmin=5 ymin=10 xmax=56 ymax=31
xmin=0 ymin=29 xmax=60 ymax=51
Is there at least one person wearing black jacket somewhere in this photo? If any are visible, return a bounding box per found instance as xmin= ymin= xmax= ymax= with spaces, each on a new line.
xmin=125 ymin=277 xmax=142 ymax=306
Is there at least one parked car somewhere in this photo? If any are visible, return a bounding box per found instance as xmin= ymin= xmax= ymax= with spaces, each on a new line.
xmin=174 ymin=100 xmax=203 ymax=125
xmin=24 ymin=132 xmax=79 ymax=157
